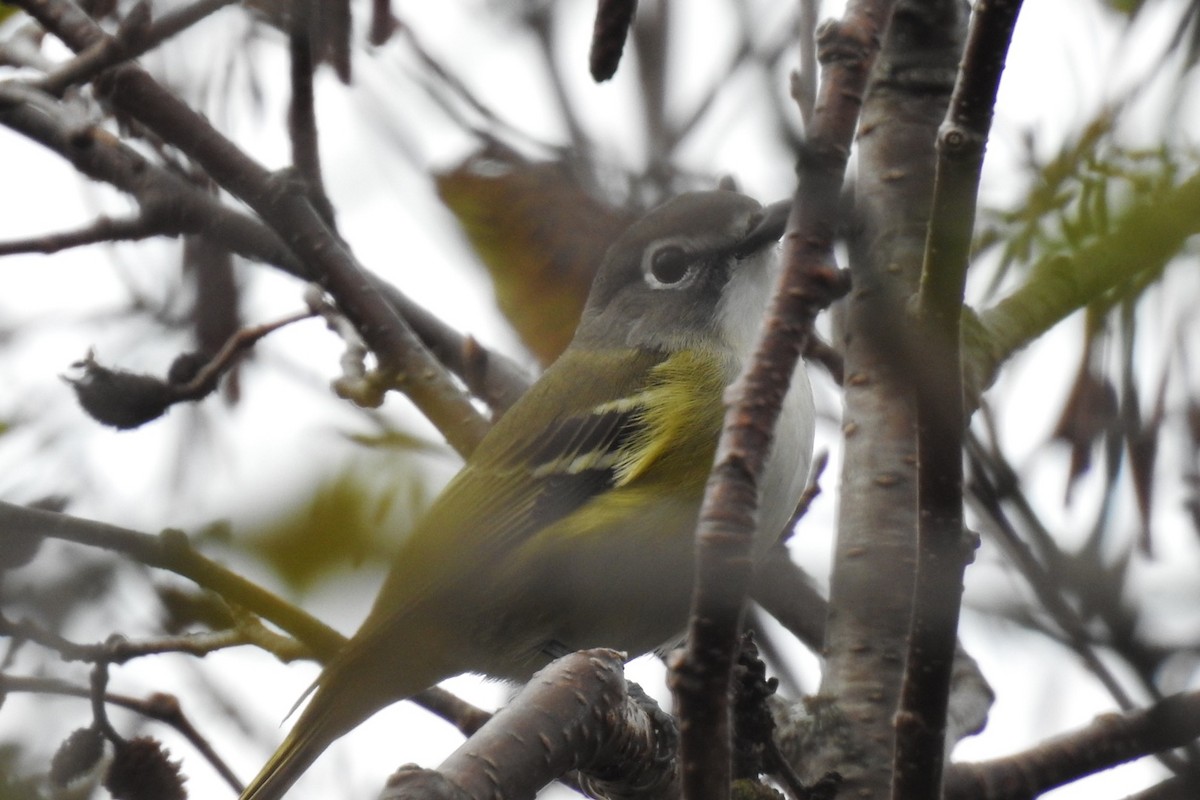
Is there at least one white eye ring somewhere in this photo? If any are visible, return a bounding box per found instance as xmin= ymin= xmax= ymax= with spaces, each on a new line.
xmin=643 ymin=242 xmax=696 ymax=288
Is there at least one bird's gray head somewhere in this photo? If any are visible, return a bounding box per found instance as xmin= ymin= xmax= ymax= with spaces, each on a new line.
xmin=576 ymin=191 xmax=789 ymax=359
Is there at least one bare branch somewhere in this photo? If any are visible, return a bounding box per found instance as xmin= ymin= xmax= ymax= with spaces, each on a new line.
xmin=382 ymin=650 xmax=678 ymax=800
xmin=287 ymin=0 xmax=335 ymax=226
xmin=670 ymin=4 xmax=804 ymax=155
xmin=33 ymin=0 xmax=237 ymax=96
xmin=944 ymin=691 xmax=1200 ymax=800
xmin=632 ymin=0 xmax=669 ymax=181
xmin=525 ymin=4 xmax=593 ymax=157
xmin=0 ymin=501 xmax=494 ymax=739
xmin=793 ymin=0 xmax=820 ymax=128
xmin=966 ymin=436 xmax=1141 ymax=711
xmin=0 ymin=213 xmax=161 ymax=255
xmin=0 ymin=613 xmax=304 ymax=665
xmin=813 ymin=0 xmax=964 ymax=795
xmin=0 ymin=79 xmax=530 ymax=417
xmin=0 ymin=500 xmax=342 ymax=658
xmin=894 ymin=1 xmax=1022 ymax=795
xmin=395 ymin=19 xmax=561 ymax=157
xmin=10 ymin=0 xmax=491 ymax=456
xmin=671 ymin=3 xmax=885 ymax=796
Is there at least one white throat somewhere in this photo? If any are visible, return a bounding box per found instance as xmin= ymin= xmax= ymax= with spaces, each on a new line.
xmin=717 ymin=245 xmax=816 ymax=554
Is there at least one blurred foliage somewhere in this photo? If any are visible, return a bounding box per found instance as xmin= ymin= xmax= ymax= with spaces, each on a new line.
xmin=1 ymin=555 xmax=119 ymax=632
xmin=974 ymin=111 xmax=1197 ymax=303
xmin=1051 ymin=314 xmax=1121 ymax=503
xmin=155 ymin=585 xmax=237 ymax=635
xmin=970 ymin=108 xmax=1200 ymax=560
xmin=436 ymin=148 xmax=636 ymax=365
xmin=1107 ymin=0 xmax=1200 ymax=70
xmin=972 ymin=103 xmax=1200 ymax=558
xmin=0 ymin=742 xmax=45 ymax=800
xmin=244 ymin=464 xmax=429 ymax=593
xmin=956 ymin=56 xmax=1200 ymax=721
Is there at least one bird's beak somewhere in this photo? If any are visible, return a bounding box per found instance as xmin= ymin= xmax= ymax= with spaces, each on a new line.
xmin=731 ymin=199 xmax=791 ymax=258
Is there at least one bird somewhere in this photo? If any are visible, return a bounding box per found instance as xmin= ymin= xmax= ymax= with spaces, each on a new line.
xmin=240 ymin=189 xmax=815 ymax=799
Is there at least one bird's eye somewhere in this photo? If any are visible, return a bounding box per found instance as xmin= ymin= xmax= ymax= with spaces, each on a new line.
xmin=649 ymin=245 xmax=691 ymax=284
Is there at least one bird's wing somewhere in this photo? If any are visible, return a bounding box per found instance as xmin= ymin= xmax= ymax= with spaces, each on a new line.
xmin=322 ymin=345 xmax=730 ymax=688
xmin=361 ymin=346 xmax=727 ymax=609
xmin=416 ymin=346 xmax=671 ymax=555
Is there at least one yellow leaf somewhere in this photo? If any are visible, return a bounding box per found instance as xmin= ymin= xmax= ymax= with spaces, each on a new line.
xmin=436 ymin=150 xmax=634 ymax=365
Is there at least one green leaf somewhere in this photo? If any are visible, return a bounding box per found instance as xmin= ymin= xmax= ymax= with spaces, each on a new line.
xmin=245 ymin=465 xmax=430 ymax=592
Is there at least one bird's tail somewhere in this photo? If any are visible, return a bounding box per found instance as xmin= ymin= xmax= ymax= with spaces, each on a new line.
xmin=239 ymin=692 xmax=347 ymax=800
xmin=239 ymin=641 xmax=453 ymax=800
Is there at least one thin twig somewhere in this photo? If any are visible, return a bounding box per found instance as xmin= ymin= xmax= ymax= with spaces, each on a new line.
xmin=288 ymin=0 xmax=336 ymax=227
xmin=0 ymin=501 xmax=342 ymax=657
xmin=793 ymin=0 xmax=819 ymax=128
xmin=34 ymin=0 xmax=237 ymax=96
xmin=0 ymin=213 xmax=161 ymax=255
xmin=524 ymin=4 xmax=591 ymax=156
xmin=780 ymin=449 xmax=829 ymax=543
xmin=669 ymin=1 xmax=802 ymax=156
xmin=1 ymin=673 xmax=243 ymax=792
xmin=966 ymin=432 xmax=1200 ymax=780
xmin=0 ymin=501 xmax=492 ymax=737
xmin=90 ymin=661 xmax=121 ymax=743
xmin=394 ymin=19 xmax=560 ymax=159
xmin=0 ymin=614 xmax=304 ymax=665
xmin=9 ymin=0 xmax=492 ymax=457
xmin=632 ymin=0 xmax=669 ymax=182
xmin=0 ymin=81 xmax=532 ymax=410
xmin=966 ymin=442 xmax=1138 ymax=711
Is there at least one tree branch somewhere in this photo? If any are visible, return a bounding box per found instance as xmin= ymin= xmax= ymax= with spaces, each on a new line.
xmin=32 ymin=0 xmax=236 ymax=96
xmin=670 ymin=3 xmax=886 ymax=797
xmin=0 ymin=80 xmax=530 ymax=416
xmin=894 ymin=2 xmax=1023 ymax=797
xmin=0 ymin=213 xmax=162 ymax=255
xmin=0 ymin=613 xmax=297 ymax=664
xmin=967 ymin=169 xmax=1200 ymax=400
xmin=965 ymin=436 xmax=1148 ymax=708
xmin=382 ymin=650 xmax=678 ymax=800
xmin=0 ymin=500 xmax=344 ymax=657
xmin=811 ymin=0 xmax=961 ymax=795
xmin=11 ymin=0 xmax=491 ymax=456
xmin=287 ymin=0 xmax=335 ymax=227
xmin=944 ymin=691 xmax=1200 ymax=800
xmin=0 ymin=501 xmax=495 ymax=738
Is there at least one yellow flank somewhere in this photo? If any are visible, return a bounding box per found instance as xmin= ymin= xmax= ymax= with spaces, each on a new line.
xmin=611 ymin=348 xmax=730 ymax=487
xmin=540 ymin=348 xmax=731 ymax=546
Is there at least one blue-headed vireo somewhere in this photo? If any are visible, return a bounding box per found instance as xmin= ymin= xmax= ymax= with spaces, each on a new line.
xmin=241 ymin=190 xmax=815 ymax=800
